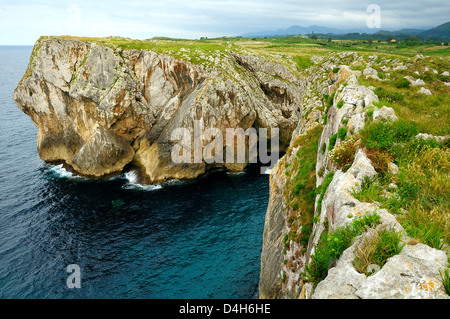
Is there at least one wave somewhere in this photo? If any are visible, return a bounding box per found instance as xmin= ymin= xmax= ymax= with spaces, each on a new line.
xmin=44 ymin=164 xmax=83 ymax=180
xmin=122 ymin=170 xmax=162 ymax=191
xmin=226 ymin=170 xmax=246 ymax=176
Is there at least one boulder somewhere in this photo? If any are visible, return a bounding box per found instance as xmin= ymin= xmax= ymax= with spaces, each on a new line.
xmin=373 ymin=106 xmax=398 ymax=122
xmin=405 ymin=76 xmax=425 ymax=86
xmin=418 ymin=87 xmax=432 ymax=95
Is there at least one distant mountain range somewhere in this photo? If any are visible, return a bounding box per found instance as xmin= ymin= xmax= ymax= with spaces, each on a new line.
xmin=242 ymin=22 xmax=450 ymax=40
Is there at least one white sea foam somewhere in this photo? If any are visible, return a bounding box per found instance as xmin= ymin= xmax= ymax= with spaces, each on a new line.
xmin=122 ymin=170 xmax=162 ymax=191
xmin=47 ymin=164 xmax=81 ymax=179
xmin=226 ymin=170 xmax=246 ymax=176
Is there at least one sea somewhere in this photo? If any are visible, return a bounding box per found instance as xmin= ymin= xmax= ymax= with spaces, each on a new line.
xmin=0 ymin=46 xmax=270 ymax=299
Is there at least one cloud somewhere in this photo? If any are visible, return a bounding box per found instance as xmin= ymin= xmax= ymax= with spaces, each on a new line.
xmin=0 ymin=0 xmax=449 ymax=44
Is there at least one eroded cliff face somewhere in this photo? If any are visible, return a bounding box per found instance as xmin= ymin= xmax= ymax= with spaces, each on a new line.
xmin=259 ymin=52 xmax=449 ymax=299
xmin=14 ymin=37 xmax=305 ymax=182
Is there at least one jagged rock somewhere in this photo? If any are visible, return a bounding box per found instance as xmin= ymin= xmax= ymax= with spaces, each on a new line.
xmin=418 ymin=87 xmax=432 ymax=95
xmin=348 ymin=112 xmax=366 ymax=134
xmin=313 ymin=238 xmax=449 ymax=299
xmin=259 ymin=160 xmax=287 ymax=299
xmin=71 ymin=125 xmax=135 ymax=177
xmin=414 ymin=54 xmax=425 ymax=63
xmin=405 ymin=76 xmax=425 ymax=86
xmin=355 ymin=244 xmax=449 ymax=299
xmin=363 ymin=67 xmax=380 ymax=80
xmin=373 ymin=106 xmax=398 ymax=122
xmin=388 ymin=162 xmax=399 ymax=175
xmin=416 ymin=133 xmax=449 ymax=143
xmin=393 ymin=64 xmax=407 ymax=71
xmin=373 ymin=105 xmax=398 ymax=121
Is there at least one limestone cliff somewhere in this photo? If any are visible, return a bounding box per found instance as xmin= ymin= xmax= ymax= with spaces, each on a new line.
xmin=259 ymin=52 xmax=449 ymax=299
xmin=14 ymin=36 xmax=305 ymax=182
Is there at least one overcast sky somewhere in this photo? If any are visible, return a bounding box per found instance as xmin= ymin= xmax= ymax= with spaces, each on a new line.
xmin=1 ymin=0 xmax=449 ymax=45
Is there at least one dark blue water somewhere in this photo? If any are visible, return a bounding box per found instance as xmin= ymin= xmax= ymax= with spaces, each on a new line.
xmin=0 ymin=46 xmax=269 ymax=299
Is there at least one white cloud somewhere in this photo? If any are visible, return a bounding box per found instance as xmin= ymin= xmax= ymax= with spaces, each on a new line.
xmin=0 ymin=0 xmax=449 ymax=44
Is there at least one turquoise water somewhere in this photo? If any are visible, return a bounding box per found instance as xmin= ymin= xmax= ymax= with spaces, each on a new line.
xmin=0 ymin=46 xmax=269 ymax=299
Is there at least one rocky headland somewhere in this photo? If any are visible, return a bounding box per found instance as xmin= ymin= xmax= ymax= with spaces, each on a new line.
xmin=14 ymin=36 xmax=304 ymax=183
xmin=14 ymin=36 xmax=449 ymax=299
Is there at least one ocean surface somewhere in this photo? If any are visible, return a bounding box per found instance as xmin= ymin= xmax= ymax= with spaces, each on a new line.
xmin=0 ymin=46 xmax=270 ymax=299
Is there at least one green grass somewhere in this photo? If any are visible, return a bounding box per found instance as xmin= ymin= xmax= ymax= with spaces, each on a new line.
xmin=305 ymin=213 xmax=381 ymax=287
xmin=393 ymin=78 xmax=411 ymax=89
xmin=316 ymin=172 xmax=335 ymax=215
xmin=284 ymin=125 xmax=323 ymax=247
xmin=352 ymin=143 xmax=450 ymax=249
xmin=359 ymin=59 xmax=450 ymax=137
xmin=360 ymin=119 xmax=419 ymax=153
xmin=337 ymin=127 xmax=348 ymax=140
xmin=353 ymin=228 xmax=405 ymax=275
xmin=440 ymin=267 xmax=450 ymax=296
xmin=328 ymin=135 xmax=359 ymax=170
xmin=293 ymin=55 xmax=314 ymax=70
xmin=328 ymin=133 xmax=338 ymax=151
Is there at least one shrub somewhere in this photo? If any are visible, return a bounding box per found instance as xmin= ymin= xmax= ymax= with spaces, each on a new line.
xmin=332 ymin=67 xmax=340 ymax=73
xmin=352 ymin=176 xmax=382 ymax=203
xmin=327 ymin=92 xmax=335 ymax=109
xmin=393 ymin=78 xmax=411 ymax=89
xmin=328 ymin=133 xmax=338 ymax=151
xmin=337 ymin=100 xmax=344 ymax=108
xmin=284 ymin=125 xmax=323 ymax=246
xmin=328 ymin=135 xmax=359 ymax=170
xmin=317 ymin=166 xmax=325 ymax=177
xmin=360 ymin=119 xmax=418 ymax=152
xmin=365 ymin=148 xmax=394 ymax=173
xmin=337 ymin=127 xmax=348 ymax=140
xmin=374 ymin=87 xmax=405 ymax=104
xmin=354 ymin=228 xmax=405 ymax=275
xmin=440 ymin=267 xmax=450 ymax=296
xmin=316 ymin=172 xmax=335 ymax=214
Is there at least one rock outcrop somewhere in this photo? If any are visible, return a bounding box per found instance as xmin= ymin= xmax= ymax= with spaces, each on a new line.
xmin=14 ymin=36 xmax=305 ymax=182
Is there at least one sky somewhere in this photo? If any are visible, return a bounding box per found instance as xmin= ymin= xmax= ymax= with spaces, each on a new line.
xmin=1 ymin=0 xmax=449 ymax=45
